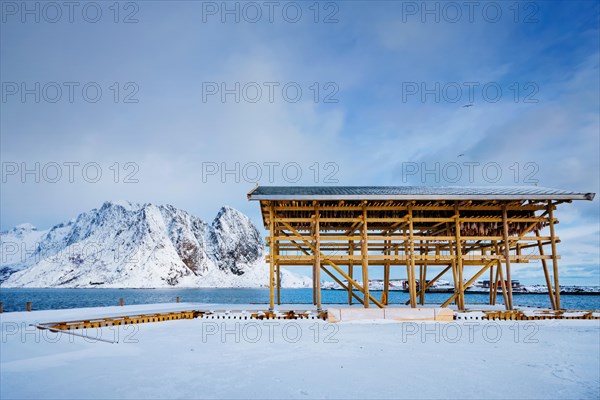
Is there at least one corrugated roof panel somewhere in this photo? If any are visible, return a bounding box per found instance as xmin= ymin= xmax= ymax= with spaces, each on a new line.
xmin=247 ymin=186 xmax=595 ymax=201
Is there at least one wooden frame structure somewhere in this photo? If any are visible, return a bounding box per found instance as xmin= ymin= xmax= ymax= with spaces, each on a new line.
xmin=248 ymin=186 xmax=595 ymax=311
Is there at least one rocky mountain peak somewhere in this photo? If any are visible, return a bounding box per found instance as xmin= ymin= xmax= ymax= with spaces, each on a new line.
xmin=9 ymin=223 xmax=37 ymax=234
xmin=0 ymin=202 xmax=297 ymax=288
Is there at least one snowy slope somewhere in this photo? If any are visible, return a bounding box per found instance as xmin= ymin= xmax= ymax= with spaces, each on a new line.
xmin=0 ymin=202 xmax=309 ymax=288
xmin=0 ymin=223 xmax=48 ymax=282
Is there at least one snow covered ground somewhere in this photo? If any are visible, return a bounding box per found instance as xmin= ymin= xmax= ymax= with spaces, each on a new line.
xmin=1 ymin=304 xmax=599 ymax=399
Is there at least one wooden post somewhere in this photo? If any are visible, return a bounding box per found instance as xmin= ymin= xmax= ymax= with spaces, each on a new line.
xmin=488 ymin=265 xmax=494 ymax=305
xmin=348 ymin=240 xmax=354 ymax=305
xmin=382 ymin=239 xmax=390 ymax=305
xmin=407 ymin=265 xmax=451 ymax=305
xmin=547 ymin=201 xmax=561 ymax=309
xmin=119 ymin=298 xmax=124 ymax=307
xmin=322 ymin=266 xmax=365 ymax=305
xmin=421 ymin=264 xmax=428 ymax=305
xmin=407 ymin=205 xmax=417 ymax=308
xmin=269 ymin=204 xmax=275 ymax=310
xmin=0 ymin=302 xmax=3 ymax=313
xmin=420 ymin=243 xmax=427 ymax=305
xmin=502 ymin=204 xmax=514 ymax=310
xmin=454 ymin=204 xmax=465 ymax=310
xmin=497 ymin=260 xmax=509 ymax=308
xmin=448 ymin=234 xmax=459 ymax=306
xmin=493 ymin=242 xmax=508 ymax=307
xmin=486 ymin=247 xmax=494 ymax=305
xmin=418 ymin=264 xmax=422 ymax=305
xmin=442 ymin=261 xmax=494 ymax=307
xmin=312 ymin=262 xmax=317 ymax=305
xmin=394 ymin=247 xmax=399 ymax=298
xmin=361 ymin=203 xmax=370 ymax=308
xmin=278 ymin=220 xmax=384 ymax=309
xmin=491 ymin=261 xmax=499 ymax=305
xmin=404 ymin=232 xmax=412 ymax=304
xmin=314 ymin=203 xmax=322 ymax=310
xmin=312 ymin=219 xmax=317 ymax=306
xmin=536 ymin=230 xmax=557 ymax=310
xmin=26 ymin=302 xmax=32 ymax=312
xmin=176 ymin=296 xmax=180 ymax=303
xmin=276 ymin=231 xmax=281 ymax=306
xmin=276 ymin=266 xmax=281 ymax=305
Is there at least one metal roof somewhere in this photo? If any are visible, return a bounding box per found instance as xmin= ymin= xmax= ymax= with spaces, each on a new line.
xmin=248 ymin=186 xmax=595 ymax=201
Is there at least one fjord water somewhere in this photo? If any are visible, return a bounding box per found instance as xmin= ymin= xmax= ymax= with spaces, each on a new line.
xmin=0 ymin=288 xmax=598 ymax=312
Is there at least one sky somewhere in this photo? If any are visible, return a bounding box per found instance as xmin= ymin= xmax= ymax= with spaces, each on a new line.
xmin=1 ymin=0 xmax=599 ymax=285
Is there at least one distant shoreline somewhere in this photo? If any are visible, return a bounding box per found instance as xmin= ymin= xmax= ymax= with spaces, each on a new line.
xmin=1 ymin=286 xmax=598 ymax=295
xmin=322 ymin=287 xmax=600 ymax=295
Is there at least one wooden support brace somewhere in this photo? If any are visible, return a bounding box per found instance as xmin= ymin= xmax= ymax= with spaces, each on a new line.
xmin=279 ymin=220 xmax=384 ymax=308
xmin=502 ymin=204 xmax=514 ymax=310
xmin=547 ymin=201 xmax=561 ymax=309
xmin=322 ymin=266 xmax=364 ymax=305
xmin=441 ymin=261 xmax=495 ymax=307
xmin=536 ymin=230 xmax=557 ymax=310
xmin=405 ymin=265 xmax=451 ymax=305
xmin=314 ymin=204 xmax=322 ymax=310
xmin=269 ymin=205 xmax=275 ymax=310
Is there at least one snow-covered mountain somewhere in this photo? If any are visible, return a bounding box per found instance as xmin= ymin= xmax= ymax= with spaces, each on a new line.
xmin=0 ymin=202 xmax=311 ymax=288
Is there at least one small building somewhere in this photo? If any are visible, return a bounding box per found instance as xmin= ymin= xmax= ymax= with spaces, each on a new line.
xmin=248 ymin=186 xmax=595 ymax=310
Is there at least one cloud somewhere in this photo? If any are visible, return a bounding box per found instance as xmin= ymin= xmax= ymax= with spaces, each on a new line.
xmin=1 ymin=1 xmax=598 ymax=283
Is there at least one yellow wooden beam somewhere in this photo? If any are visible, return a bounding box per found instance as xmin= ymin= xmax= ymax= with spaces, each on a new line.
xmin=361 ymin=204 xmax=370 ymax=308
xmin=536 ymin=229 xmax=557 ymax=310
xmin=407 ymin=206 xmax=417 ymax=308
xmin=547 ymin=201 xmax=561 ymax=309
xmin=454 ymin=204 xmax=465 ymax=310
xmin=269 ymin=205 xmax=275 ymax=310
xmin=314 ymin=204 xmax=322 ymax=310
xmin=441 ymin=261 xmax=495 ymax=307
xmin=405 ymin=265 xmax=452 ymax=305
xmin=279 ymin=220 xmax=384 ymax=308
xmin=502 ymin=204 xmax=514 ymax=310
xmin=348 ymin=240 xmax=354 ymax=305
xmin=321 ymin=266 xmax=364 ymax=305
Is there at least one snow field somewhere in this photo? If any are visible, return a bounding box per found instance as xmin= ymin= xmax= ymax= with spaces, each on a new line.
xmin=1 ymin=303 xmax=599 ymax=399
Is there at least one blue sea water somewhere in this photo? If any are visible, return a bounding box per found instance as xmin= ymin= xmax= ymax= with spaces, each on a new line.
xmin=0 ymin=288 xmax=598 ymax=312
